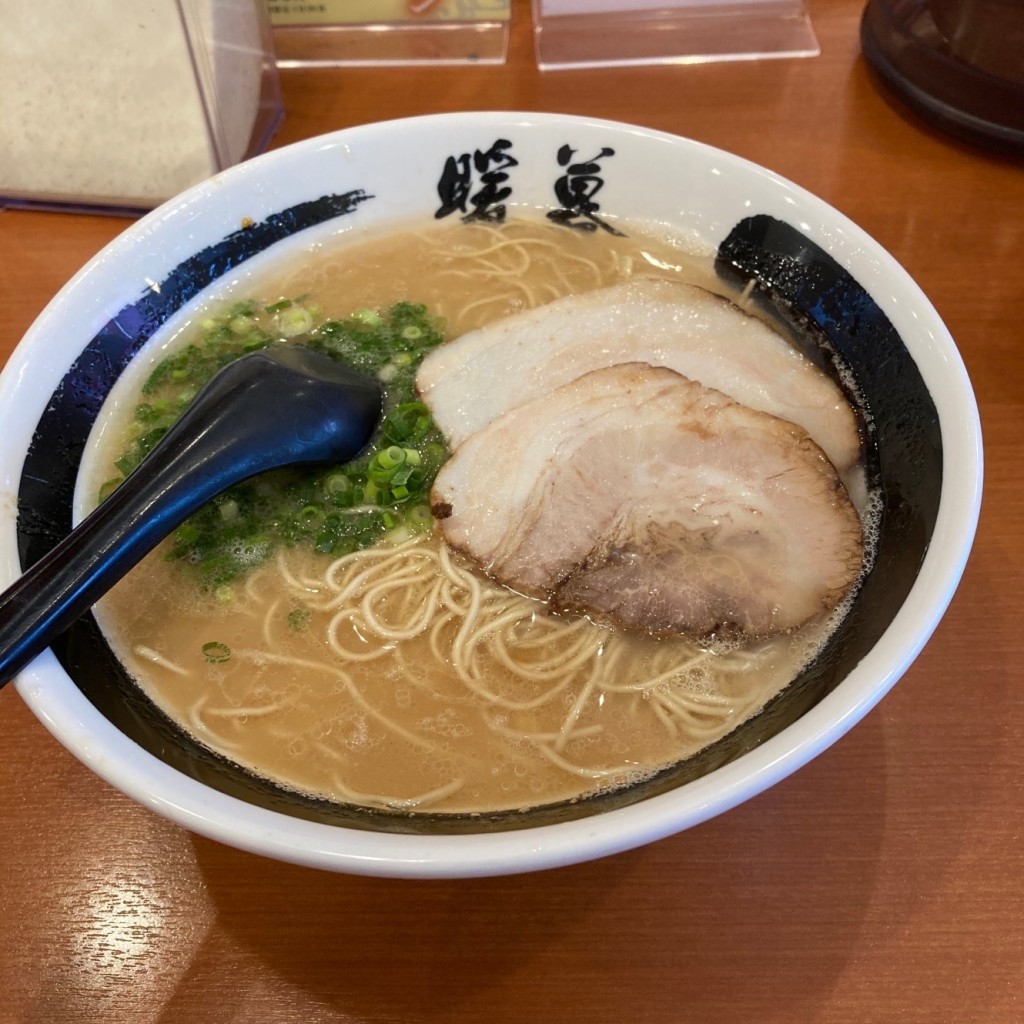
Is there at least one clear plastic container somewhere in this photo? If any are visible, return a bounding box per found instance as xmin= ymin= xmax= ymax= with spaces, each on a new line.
xmin=268 ymin=0 xmax=510 ymax=68
xmin=861 ymin=0 xmax=1024 ymax=152
xmin=532 ymin=0 xmax=819 ymax=70
xmin=0 ymin=0 xmax=284 ymax=214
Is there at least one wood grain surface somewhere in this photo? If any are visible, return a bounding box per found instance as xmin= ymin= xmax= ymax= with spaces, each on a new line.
xmin=2 ymin=2 xmax=1022 ymax=1021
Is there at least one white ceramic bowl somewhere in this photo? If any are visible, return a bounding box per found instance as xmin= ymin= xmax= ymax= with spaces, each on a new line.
xmin=0 ymin=113 xmax=982 ymax=877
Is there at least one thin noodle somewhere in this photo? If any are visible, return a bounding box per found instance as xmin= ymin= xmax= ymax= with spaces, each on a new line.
xmin=327 ymin=772 xmax=465 ymax=811
xmin=261 ymin=598 xmax=282 ymax=649
xmin=517 ymin=723 xmax=604 ymax=743
xmin=325 ymin=612 xmax=396 ymax=662
xmin=554 ymin=661 xmax=601 ymax=752
xmin=231 ymin=647 xmax=345 ymax=676
xmin=185 ymin=694 xmax=243 ymax=751
xmin=531 ymin=742 xmax=626 ymax=780
xmin=342 ymin=677 xmax=439 ymax=752
xmin=274 ymin=547 xmax=324 ymax=596
xmin=650 ymin=697 xmax=679 ymax=738
xmin=290 ymin=535 xmax=758 ymax=738
xmin=206 ymin=701 xmax=292 ymax=719
xmin=133 ymin=645 xmax=188 ymax=676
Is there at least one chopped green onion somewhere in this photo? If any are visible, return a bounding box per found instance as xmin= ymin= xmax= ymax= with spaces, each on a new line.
xmin=379 ymin=446 xmax=405 ymax=470
xmin=202 ymin=641 xmax=232 ymax=663
xmin=112 ymin=298 xmax=449 ymax=588
xmin=276 ymin=306 xmax=315 ymax=338
xmin=287 ymin=608 xmax=311 ymax=631
xmin=353 ymin=308 xmax=383 ymax=327
xmin=390 ymin=465 xmax=413 ymax=487
xmin=408 ymin=504 xmax=433 ymax=531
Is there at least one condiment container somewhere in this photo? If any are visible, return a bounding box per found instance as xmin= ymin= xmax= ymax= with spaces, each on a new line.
xmin=0 ymin=0 xmax=283 ymax=213
xmin=861 ymin=0 xmax=1024 ymax=152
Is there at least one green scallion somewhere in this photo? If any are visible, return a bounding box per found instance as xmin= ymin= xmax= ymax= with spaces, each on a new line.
xmin=353 ymin=308 xmax=383 ymax=327
xmin=202 ymin=641 xmax=232 ymax=663
xmin=110 ymin=298 xmax=449 ymax=588
xmin=287 ymin=608 xmax=311 ymax=631
xmin=276 ymin=305 xmax=315 ymax=338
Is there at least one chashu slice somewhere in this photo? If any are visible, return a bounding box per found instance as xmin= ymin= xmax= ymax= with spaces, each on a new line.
xmin=431 ymin=362 xmax=863 ymax=638
xmin=417 ymin=278 xmax=861 ymax=475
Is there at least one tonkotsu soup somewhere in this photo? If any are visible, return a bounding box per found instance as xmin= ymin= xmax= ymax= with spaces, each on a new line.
xmin=85 ymin=219 xmax=875 ymax=815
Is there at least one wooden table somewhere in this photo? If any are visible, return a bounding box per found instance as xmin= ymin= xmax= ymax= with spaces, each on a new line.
xmin=2 ymin=2 xmax=1021 ymax=1020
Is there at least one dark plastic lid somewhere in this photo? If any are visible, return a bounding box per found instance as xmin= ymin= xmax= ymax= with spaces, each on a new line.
xmin=861 ymin=0 xmax=1024 ymax=154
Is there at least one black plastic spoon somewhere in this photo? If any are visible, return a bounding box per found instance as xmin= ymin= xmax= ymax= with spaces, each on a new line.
xmin=0 ymin=345 xmax=382 ymax=687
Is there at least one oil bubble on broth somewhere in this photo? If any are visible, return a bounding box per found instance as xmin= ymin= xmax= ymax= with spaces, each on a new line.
xmin=88 ymin=218 xmax=875 ymax=815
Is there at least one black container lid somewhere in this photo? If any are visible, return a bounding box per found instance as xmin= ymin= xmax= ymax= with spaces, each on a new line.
xmin=861 ymin=0 xmax=1024 ymax=154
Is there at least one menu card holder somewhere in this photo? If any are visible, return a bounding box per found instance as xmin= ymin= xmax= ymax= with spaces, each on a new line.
xmin=269 ymin=1 xmax=511 ymax=67
xmin=533 ymin=0 xmax=819 ymax=69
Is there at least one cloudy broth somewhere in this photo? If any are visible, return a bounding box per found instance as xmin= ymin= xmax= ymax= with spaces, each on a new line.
xmin=89 ymin=219 xmax=867 ymax=814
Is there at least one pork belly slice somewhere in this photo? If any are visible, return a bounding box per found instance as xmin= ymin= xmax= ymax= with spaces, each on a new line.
xmin=416 ymin=277 xmax=861 ymax=475
xmin=431 ymin=363 xmax=863 ymax=638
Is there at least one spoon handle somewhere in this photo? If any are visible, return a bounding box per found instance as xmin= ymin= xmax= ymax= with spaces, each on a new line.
xmin=0 ymin=348 xmax=380 ymax=687
xmin=0 ymin=448 xmax=209 ymax=686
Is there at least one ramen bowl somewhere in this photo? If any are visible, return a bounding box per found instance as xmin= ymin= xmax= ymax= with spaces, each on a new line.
xmin=0 ymin=112 xmax=981 ymax=878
